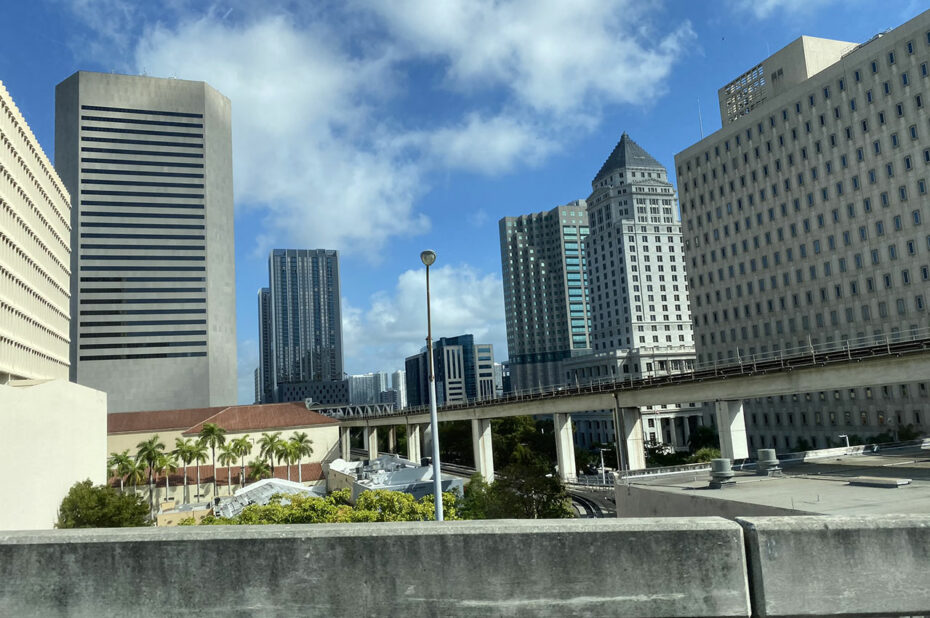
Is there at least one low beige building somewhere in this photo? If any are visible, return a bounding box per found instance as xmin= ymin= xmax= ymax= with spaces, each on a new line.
xmin=107 ymin=401 xmax=341 ymax=506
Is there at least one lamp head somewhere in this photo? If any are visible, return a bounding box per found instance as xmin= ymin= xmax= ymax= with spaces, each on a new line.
xmin=420 ymin=250 xmax=437 ymax=267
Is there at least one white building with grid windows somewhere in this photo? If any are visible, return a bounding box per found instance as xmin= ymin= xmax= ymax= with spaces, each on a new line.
xmin=676 ymin=10 xmax=930 ymax=451
xmin=565 ymin=134 xmax=700 ymax=450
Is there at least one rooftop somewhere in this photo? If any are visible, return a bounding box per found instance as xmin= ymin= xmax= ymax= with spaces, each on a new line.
xmin=623 ymin=444 xmax=930 ymax=516
xmin=593 ymin=133 xmax=665 ymax=183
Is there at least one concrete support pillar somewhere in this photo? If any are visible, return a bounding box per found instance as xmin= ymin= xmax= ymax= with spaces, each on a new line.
xmin=666 ymin=416 xmax=678 ymax=448
xmin=407 ymin=423 xmax=422 ymax=464
xmin=387 ymin=427 xmax=396 ymax=453
xmin=553 ymin=413 xmax=577 ymax=482
xmin=471 ymin=418 xmax=494 ymax=483
xmin=339 ymin=426 xmax=350 ymax=461
xmin=620 ymin=407 xmax=646 ymax=471
xmin=715 ymin=400 xmax=750 ymax=460
xmin=366 ymin=426 xmax=379 ymax=461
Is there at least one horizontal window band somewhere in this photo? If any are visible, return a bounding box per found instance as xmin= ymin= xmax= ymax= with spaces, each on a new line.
xmin=80 ymin=340 xmax=206 ymax=350
xmin=80 ymin=201 xmax=203 ymax=210
xmin=82 ymin=211 xmax=204 ymax=220
xmin=80 ymin=298 xmax=206 ymax=305
xmin=80 ymin=276 xmax=205 ymax=282
xmin=81 ymin=157 xmax=204 ymax=168
xmin=80 ymin=265 xmax=206 ymax=271
xmin=81 ymin=351 xmax=209 ymax=361
xmin=80 ymin=244 xmax=205 ymax=251
xmin=81 ymin=115 xmax=203 ymax=129
xmin=81 ymin=190 xmax=205 ymax=198
xmin=81 ymin=222 xmax=205 ymax=230
xmin=80 ymin=287 xmax=206 ymax=294
xmin=81 ymin=147 xmax=203 ymax=158
xmin=79 ymin=341 xmax=207 ymax=350
xmin=81 ymin=178 xmax=205 ymax=188
xmin=79 ymin=309 xmax=207 ymax=315
xmin=81 ymin=168 xmax=204 ymax=179
xmin=80 ymin=351 xmax=208 ymax=361
xmin=81 ymin=137 xmax=202 ymax=149
xmin=83 ymin=256 xmax=205 ymax=262
xmin=82 ymin=126 xmax=204 ymax=139
xmin=81 ymin=329 xmax=207 ymax=338
xmin=81 ymin=104 xmax=203 ymax=119
xmin=81 ymin=232 xmax=204 ymax=240
xmin=80 ymin=319 xmax=207 ymax=327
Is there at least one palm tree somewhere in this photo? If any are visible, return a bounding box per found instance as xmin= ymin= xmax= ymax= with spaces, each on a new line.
xmin=173 ymin=438 xmax=195 ymax=504
xmin=281 ymin=441 xmax=299 ymax=481
xmin=154 ymin=451 xmax=178 ymax=508
xmin=198 ymin=423 xmax=227 ymax=496
xmin=107 ymin=450 xmax=134 ymax=492
xmin=247 ymin=458 xmax=271 ymax=481
xmin=258 ymin=432 xmax=285 ymax=476
xmin=190 ymin=440 xmax=209 ymax=501
xmin=288 ymin=432 xmax=314 ymax=484
xmin=135 ymin=435 xmax=165 ymax=512
xmin=231 ymin=436 xmax=252 ymax=487
xmin=125 ymin=459 xmax=146 ymax=497
xmin=217 ymin=443 xmax=237 ymax=496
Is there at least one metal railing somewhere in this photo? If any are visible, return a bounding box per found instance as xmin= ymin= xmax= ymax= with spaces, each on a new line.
xmin=323 ymin=327 xmax=930 ymax=421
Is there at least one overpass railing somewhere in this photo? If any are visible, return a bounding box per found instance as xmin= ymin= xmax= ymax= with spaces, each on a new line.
xmin=323 ymin=327 xmax=930 ymax=421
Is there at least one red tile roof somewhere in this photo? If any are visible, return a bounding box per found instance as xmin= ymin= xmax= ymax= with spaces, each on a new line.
xmin=184 ymin=402 xmax=339 ymax=436
xmin=108 ymin=407 xmax=227 ymax=434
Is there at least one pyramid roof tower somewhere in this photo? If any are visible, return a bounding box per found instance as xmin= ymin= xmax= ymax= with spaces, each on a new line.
xmin=593 ymin=132 xmax=665 ymax=183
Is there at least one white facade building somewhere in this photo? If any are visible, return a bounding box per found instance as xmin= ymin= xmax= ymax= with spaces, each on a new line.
xmin=0 ymin=81 xmax=72 ymax=382
xmin=568 ymin=133 xmax=700 ymax=450
xmin=676 ymin=10 xmax=930 ymax=450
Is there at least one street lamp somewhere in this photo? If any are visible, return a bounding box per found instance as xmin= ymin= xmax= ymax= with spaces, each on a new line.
xmin=597 ymin=448 xmax=609 ymax=485
xmin=421 ymin=249 xmax=443 ymax=521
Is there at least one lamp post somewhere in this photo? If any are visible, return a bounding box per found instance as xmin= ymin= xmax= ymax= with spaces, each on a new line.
xmin=598 ymin=448 xmax=609 ymax=485
xmin=421 ymin=249 xmax=443 ymax=521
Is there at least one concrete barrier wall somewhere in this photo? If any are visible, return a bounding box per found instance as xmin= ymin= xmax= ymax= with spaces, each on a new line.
xmin=0 ymin=519 xmax=749 ymax=617
xmin=1 ymin=516 xmax=928 ymax=617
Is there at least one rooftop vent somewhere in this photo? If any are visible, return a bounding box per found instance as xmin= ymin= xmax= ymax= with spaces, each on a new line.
xmin=756 ymin=449 xmax=783 ymax=477
xmin=709 ymin=458 xmax=735 ymax=489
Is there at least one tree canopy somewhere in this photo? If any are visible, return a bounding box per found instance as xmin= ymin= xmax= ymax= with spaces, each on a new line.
xmin=56 ymin=480 xmax=151 ymax=528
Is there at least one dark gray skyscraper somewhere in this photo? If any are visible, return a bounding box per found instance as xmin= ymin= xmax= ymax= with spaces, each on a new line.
xmin=263 ymin=249 xmax=344 ymax=401
xmin=55 ymin=71 xmax=237 ymax=413
xmin=256 ymin=287 xmax=273 ymax=404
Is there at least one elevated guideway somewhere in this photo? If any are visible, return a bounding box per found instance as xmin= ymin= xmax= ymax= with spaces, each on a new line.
xmin=320 ymin=331 xmax=930 ymax=484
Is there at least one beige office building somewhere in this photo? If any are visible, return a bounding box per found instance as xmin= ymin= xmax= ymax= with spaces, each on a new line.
xmin=0 ymin=80 xmax=71 ymax=382
xmin=0 ymin=80 xmax=106 ymax=530
xmin=676 ymin=10 xmax=930 ymax=450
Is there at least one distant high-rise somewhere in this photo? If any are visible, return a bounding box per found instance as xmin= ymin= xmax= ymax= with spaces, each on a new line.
xmin=258 ymin=249 xmax=344 ymax=403
xmin=499 ymin=200 xmax=592 ymax=391
xmin=0 ymin=80 xmax=71 ymax=381
xmin=55 ymin=71 xmax=237 ymax=412
xmin=405 ymin=334 xmax=495 ymax=406
xmin=256 ymin=287 xmax=273 ymax=404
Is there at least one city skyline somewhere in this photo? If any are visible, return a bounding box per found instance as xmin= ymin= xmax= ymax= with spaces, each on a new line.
xmin=1 ymin=2 xmax=926 ymax=403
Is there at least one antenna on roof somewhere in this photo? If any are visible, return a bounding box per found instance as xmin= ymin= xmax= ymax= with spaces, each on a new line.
xmin=697 ymin=98 xmax=704 ymax=139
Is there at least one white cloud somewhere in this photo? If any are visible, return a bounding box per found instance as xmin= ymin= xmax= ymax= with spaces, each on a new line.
xmin=342 ymin=264 xmax=506 ymax=374
xmin=60 ymin=1 xmax=694 ymax=259
xmin=133 ymin=15 xmax=430 ymax=259
xmin=729 ymin=0 xmax=838 ymax=20
xmin=368 ymin=0 xmax=695 ymax=117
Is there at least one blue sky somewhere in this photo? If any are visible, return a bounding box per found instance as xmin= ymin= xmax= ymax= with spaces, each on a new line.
xmin=1 ymin=0 xmax=925 ymax=403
